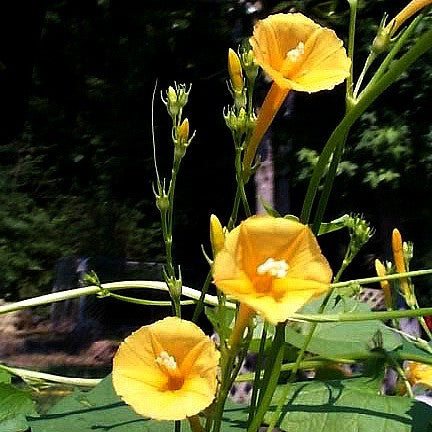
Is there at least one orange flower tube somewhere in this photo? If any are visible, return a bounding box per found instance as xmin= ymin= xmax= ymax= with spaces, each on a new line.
xmin=386 ymin=0 xmax=432 ymax=36
xmin=212 ymin=215 xmax=332 ymax=324
xmin=243 ymin=13 xmax=351 ymax=177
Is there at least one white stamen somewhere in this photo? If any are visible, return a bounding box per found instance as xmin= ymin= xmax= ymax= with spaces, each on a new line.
xmin=257 ymin=258 xmax=289 ymax=278
xmin=286 ymin=41 xmax=304 ymax=62
xmin=155 ymin=350 xmax=177 ymax=369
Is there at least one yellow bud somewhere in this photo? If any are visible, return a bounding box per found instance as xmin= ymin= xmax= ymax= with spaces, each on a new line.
xmin=392 ymin=228 xmax=406 ymax=274
xmin=374 ymin=259 xmax=392 ymax=309
xmin=177 ymin=118 xmax=190 ymax=145
xmin=392 ymin=228 xmax=413 ymax=304
xmin=228 ymin=48 xmax=244 ymax=92
xmin=210 ymin=214 xmax=225 ymax=256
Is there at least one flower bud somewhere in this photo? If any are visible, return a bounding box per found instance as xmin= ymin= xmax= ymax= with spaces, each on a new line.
xmin=228 ymin=48 xmax=244 ymax=92
xmin=162 ymin=83 xmax=191 ymax=118
xmin=240 ymin=48 xmax=258 ymax=82
xmin=156 ymin=193 xmax=170 ymax=213
xmin=374 ymin=259 xmax=392 ymax=309
xmin=372 ymin=28 xmax=392 ymax=55
xmin=210 ymin=214 xmax=225 ymax=256
xmin=392 ymin=228 xmax=415 ymax=307
xmin=177 ymin=118 xmax=190 ymax=146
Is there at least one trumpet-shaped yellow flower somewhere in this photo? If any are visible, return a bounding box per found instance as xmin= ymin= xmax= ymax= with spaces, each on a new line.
xmin=112 ymin=317 xmax=219 ymax=421
xmin=406 ymin=362 xmax=432 ymax=387
xmin=243 ymin=13 xmax=351 ymax=176
xmin=212 ymin=216 xmax=332 ymax=324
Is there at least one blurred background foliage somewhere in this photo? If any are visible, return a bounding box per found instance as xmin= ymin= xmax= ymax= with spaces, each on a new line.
xmin=0 ymin=0 xmax=431 ymax=302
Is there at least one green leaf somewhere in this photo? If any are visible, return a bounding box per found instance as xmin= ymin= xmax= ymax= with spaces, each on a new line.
xmin=395 ymin=337 xmax=432 ymax=365
xmin=317 ymin=214 xmax=350 ymax=235
xmin=0 ymin=369 xmax=12 ymax=384
xmin=0 ymin=382 xmax=37 ymax=432
xmin=28 ymin=375 xmax=249 ymax=432
xmin=265 ymin=378 xmax=432 ymax=432
xmin=285 ymin=297 xmax=401 ymax=358
xmin=0 ymin=415 xmax=30 ymax=432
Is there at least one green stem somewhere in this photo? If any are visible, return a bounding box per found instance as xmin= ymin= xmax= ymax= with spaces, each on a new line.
xmin=346 ymin=0 xmax=358 ymax=100
xmin=332 ymin=269 xmax=432 ymax=288
xmin=247 ymin=324 xmax=285 ymax=432
xmin=2 ymin=269 xmax=430 ymax=316
xmin=0 ymin=280 xmax=234 ymax=316
xmin=293 ymin=306 xmax=432 ymax=323
xmin=267 ymin=284 xmax=336 ymax=431
xmin=247 ymin=322 xmax=268 ymax=424
xmin=0 ymin=365 xmax=101 ymax=387
xmin=192 ymin=271 xmax=213 ymax=323
xmin=235 ymin=147 xmax=251 ymax=218
xmin=236 ymin=348 xmax=432 ymax=383
xmin=212 ymin=308 xmax=253 ymax=432
xmin=228 ymin=187 xmax=242 ymax=230
xmin=353 ymin=53 xmax=376 ymax=98
xmin=311 ymin=137 xmax=346 ymax=235
xmin=107 ymin=292 xmax=194 ymax=307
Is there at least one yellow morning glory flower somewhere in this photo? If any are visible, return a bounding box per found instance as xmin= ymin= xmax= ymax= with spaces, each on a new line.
xmin=112 ymin=316 xmax=219 ymax=421
xmin=212 ymin=215 xmax=332 ymax=325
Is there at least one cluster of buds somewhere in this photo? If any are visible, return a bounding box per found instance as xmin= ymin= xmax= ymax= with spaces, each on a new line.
xmin=346 ymin=214 xmax=375 ymax=252
xmin=162 ymin=83 xmax=191 ymax=119
xmin=239 ymin=44 xmax=259 ymax=83
xmin=223 ymin=106 xmax=256 ymax=141
xmin=224 ymin=47 xmax=257 ymax=142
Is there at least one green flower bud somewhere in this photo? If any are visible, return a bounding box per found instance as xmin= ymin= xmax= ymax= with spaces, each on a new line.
xmin=162 ymin=83 xmax=191 ymax=118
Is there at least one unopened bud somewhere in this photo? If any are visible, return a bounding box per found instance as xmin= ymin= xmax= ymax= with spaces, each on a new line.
xmin=240 ymin=48 xmax=258 ymax=81
xmin=375 ymin=259 xmax=392 ymax=309
xmin=210 ymin=214 xmax=225 ymax=256
xmin=228 ymin=48 xmax=244 ymax=92
xmin=177 ymin=118 xmax=190 ymax=145
xmin=392 ymin=228 xmax=405 ymax=274
xmin=372 ymin=28 xmax=391 ymax=55
xmin=162 ymin=83 xmax=191 ymax=118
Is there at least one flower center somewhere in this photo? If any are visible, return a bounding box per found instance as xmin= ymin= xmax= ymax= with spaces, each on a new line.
xmin=286 ymin=41 xmax=304 ymax=63
xmin=256 ymin=258 xmax=289 ymax=279
xmin=155 ymin=350 xmax=184 ymax=391
xmin=155 ymin=350 xmax=177 ymax=369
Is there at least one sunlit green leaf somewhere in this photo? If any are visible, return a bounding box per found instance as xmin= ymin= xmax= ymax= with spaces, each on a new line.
xmin=265 ymin=378 xmax=432 ymax=432
xmin=28 ymin=375 xmax=248 ymax=432
xmin=285 ymin=297 xmax=401 ymax=357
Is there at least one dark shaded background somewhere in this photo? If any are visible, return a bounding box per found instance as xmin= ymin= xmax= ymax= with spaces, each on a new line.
xmin=0 ymin=0 xmax=431 ymax=307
